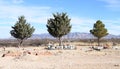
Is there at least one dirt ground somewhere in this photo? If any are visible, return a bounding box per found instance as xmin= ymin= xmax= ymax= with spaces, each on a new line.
xmin=0 ymin=46 xmax=120 ymax=69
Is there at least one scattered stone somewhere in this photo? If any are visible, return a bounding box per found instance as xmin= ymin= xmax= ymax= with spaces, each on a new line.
xmin=92 ymin=46 xmax=104 ymax=51
xmin=28 ymin=51 xmax=31 ymax=54
xmin=48 ymin=45 xmax=52 ymax=50
xmin=55 ymin=46 xmax=60 ymax=49
xmin=7 ymin=51 xmax=11 ymax=53
xmin=2 ymin=54 xmax=6 ymax=57
xmin=63 ymin=46 xmax=68 ymax=49
xmin=114 ymin=64 xmax=119 ymax=67
xmin=47 ymin=45 xmax=76 ymax=50
xmin=35 ymin=53 xmax=38 ymax=56
xmin=51 ymin=46 xmax=56 ymax=50
xmin=55 ymin=46 xmax=64 ymax=50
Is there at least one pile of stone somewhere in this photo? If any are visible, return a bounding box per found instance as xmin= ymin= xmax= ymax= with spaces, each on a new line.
xmin=47 ymin=45 xmax=76 ymax=50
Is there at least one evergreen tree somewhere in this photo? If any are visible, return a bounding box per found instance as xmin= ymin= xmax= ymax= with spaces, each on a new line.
xmin=46 ymin=12 xmax=72 ymax=46
xmin=90 ymin=20 xmax=108 ymax=46
xmin=10 ymin=16 xmax=35 ymax=46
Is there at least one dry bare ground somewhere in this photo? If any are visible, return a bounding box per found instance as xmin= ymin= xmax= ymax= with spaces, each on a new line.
xmin=0 ymin=46 xmax=120 ymax=69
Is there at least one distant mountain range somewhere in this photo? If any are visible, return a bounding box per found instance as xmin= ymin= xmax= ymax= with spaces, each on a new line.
xmin=31 ymin=32 xmax=120 ymax=39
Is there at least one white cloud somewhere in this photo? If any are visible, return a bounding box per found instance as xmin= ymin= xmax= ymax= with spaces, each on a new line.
xmin=71 ymin=17 xmax=95 ymax=25
xmin=71 ymin=17 xmax=83 ymax=24
xmin=0 ymin=0 xmax=52 ymax=38
xmin=98 ymin=0 xmax=120 ymax=11
xmin=0 ymin=0 xmax=24 ymax=4
xmin=98 ymin=0 xmax=120 ymax=6
xmin=0 ymin=0 xmax=51 ymax=24
xmin=70 ymin=17 xmax=96 ymax=33
xmin=0 ymin=5 xmax=51 ymax=20
xmin=12 ymin=0 xmax=24 ymax=4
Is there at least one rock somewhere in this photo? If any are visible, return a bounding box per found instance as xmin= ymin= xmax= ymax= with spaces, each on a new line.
xmin=114 ymin=64 xmax=119 ymax=67
xmin=48 ymin=46 xmax=55 ymax=50
xmin=63 ymin=46 xmax=68 ymax=49
xmin=48 ymin=45 xmax=52 ymax=50
xmin=55 ymin=46 xmax=60 ymax=49
xmin=2 ymin=54 xmax=6 ymax=57
xmin=47 ymin=45 xmax=76 ymax=50
xmin=28 ymin=51 xmax=31 ymax=54
xmin=113 ymin=46 xmax=120 ymax=50
xmin=59 ymin=46 xmax=63 ymax=49
xmin=35 ymin=53 xmax=38 ymax=56
xmin=51 ymin=46 xmax=55 ymax=50
xmin=48 ymin=45 xmax=51 ymax=49
xmin=69 ymin=45 xmax=76 ymax=50
xmin=92 ymin=46 xmax=103 ymax=51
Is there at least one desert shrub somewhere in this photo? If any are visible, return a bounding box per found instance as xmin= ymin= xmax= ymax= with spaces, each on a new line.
xmin=0 ymin=38 xmax=120 ymax=47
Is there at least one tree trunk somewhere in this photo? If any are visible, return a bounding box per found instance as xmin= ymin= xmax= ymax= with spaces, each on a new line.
xmin=18 ymin=39 xmax=24 ymax=48
xmin=58 ymin=37 xmax=62 ymax=46
xmin=20 ymin=40 xmax=23 ymax=46
xmin=97 ymin=38 xmax=100 ymax=46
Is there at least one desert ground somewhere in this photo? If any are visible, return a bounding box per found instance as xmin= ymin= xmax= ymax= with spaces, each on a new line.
xmin=0 ymin=46 xmax=120 ymax=69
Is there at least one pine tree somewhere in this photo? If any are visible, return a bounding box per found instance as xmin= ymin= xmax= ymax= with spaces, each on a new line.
xmin=46 ymin=12 xmax=72 ymax=46
xmin=10 ymin=16 xmax=35 ymax=47
xmin=90 ymin=20 xmax=108 ymax=46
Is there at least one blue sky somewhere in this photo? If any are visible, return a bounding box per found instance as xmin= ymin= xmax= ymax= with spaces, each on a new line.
xmin=0 ymin=0 xmax=120 ymax=38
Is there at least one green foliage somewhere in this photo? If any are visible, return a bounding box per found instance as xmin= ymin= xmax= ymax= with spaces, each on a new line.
xmin=10 ymin=16 xmax=35 ymax=46
xmin=46 ymin=12 xmax=72 ymax=46
xmin=90 ymin=20 xmax=108 ymax=46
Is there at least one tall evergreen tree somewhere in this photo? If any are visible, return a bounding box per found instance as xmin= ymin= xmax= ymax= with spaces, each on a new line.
xmin=10 ymin=16 xmax=35 ymax=46
xmin=90 ymin=20 xmax=108 ymax=46
xmin=46 ymin=12 xmax=72 ymax=46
